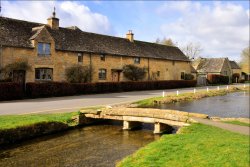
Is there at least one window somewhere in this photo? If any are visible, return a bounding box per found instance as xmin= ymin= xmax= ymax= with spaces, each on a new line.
xmin=35 ymin=68 xmax=53 ymax=81
xmin=38 ymin=43 xmax=51 ymax=56
xmin=181 ymin=72 xmax=185 ymax=80
xmin=100 ymin=55 xmax=106 ymax=61
xmin=78 ymin=53 xmax=83 ymax=63
xmin=157 ymin=71 xmax=160 ymax=77
xmin=134 ymin=57 xmax=140 ymax=64
xmin=99 ymin=69 xmax=107 ymax=80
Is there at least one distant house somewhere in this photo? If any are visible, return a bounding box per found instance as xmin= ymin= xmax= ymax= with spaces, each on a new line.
xmin=229 ymin=61 xmax=242 ymax=82
xmin=0 ymin=11 xmax=193 ymax=84
xmin=192 ymin=57 xmax=232 ymax=85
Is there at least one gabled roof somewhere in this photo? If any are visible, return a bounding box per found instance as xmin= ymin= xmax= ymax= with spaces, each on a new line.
xmin=0 ymin=16 xmax=189 ymax=61
xmin=192 ymin=57 xmax=227 ymax=73
xmin=229 ymin=61 xmax=241 ymax=69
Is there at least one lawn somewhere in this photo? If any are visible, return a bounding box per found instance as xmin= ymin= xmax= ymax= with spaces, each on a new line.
xmin=117 ymin=123 xmax=250 ymax=167
xmin=0 ymin=112 xmax=80 ymax=130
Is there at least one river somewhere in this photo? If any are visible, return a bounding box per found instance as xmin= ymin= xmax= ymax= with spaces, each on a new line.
xmin=0 ymin=122 xmax=160 ymax=167
xmin=157 ymin=92 xmax=249 ymax=118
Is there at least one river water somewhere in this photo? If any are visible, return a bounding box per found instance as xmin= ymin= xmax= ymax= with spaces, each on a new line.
xmin=0 ymin=123 xmax=159 ymax=167
xmin=157 ymin=92 xmax=250 ymax=118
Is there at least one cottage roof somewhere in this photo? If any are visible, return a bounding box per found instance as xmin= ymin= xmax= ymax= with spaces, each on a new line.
xmin=192 ymin=57 xmax=227 ymax=73
xmin=229 ymin=61 xmax=241 ymax=69
xmin=0 ymin=16 xmax=189 ymax=61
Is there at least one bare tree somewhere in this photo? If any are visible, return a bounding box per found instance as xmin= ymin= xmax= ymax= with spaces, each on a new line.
xmin=240 ymin=46 xmax=250 ymax=73
xmin=181 ymin=42 xmax=202 ymax=59
xmin=156 ymin=37 xmax=176 ymax=46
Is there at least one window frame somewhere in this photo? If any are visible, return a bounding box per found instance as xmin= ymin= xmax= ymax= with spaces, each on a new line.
xmin=157 ymin=71 xmax=160 ymax=77
xmin=134 ymin=57 xmax=140 ymax=64
xmin=35 ymin=68 xmax=53 ymax=81
xmin=98 ymin=68 xmax=107 ymax=80
xmin=181 ymin=72 xmax=185 ymax=80
xmin=78 ymin=53 xmax=83 ymax=63
xmin=38 ymin=42 xmax=51 ymax=56
xmin=100 ymin=54 xmax=106 ymax=61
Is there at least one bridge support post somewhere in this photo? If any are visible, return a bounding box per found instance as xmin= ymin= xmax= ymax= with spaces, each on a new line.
xmin=123 ymin=121 xmax=141 ymax=130
xmin=154 ymin=122 xmax=173 ymax=134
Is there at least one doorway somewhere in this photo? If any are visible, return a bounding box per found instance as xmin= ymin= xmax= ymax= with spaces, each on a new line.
xmin=13 ymin=70 xmax=26 ymax=89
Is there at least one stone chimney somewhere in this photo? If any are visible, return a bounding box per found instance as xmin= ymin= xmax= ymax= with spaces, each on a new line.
xmin=47 ymin=7 xmax=59 ymax=30
xmin=126 ymin=30 xmax=134 ymax=42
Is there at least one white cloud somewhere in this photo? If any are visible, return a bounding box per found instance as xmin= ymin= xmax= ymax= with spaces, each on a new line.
xmin=2 ymin=1 xmax=114 ymax=35
xmin=157 ymin=2 xmax=249 ymax=61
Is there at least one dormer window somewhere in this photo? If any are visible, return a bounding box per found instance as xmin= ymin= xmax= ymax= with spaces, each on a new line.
xmin=38 ymin=43 xmax=51 ymax=56
xmin=134 ymin=57 xmax=140 ymax=64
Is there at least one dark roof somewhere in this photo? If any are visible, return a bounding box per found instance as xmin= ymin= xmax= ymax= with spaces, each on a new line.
xmin=229 ymin=61 xmax=241 ymax=69
xmin=192 ymin=58 xmax=227 ymax=73
xmin=0 ymin=16 xmax=189 ymax=61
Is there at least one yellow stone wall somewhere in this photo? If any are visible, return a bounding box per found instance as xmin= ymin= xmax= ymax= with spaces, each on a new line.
xmin=0 ymin=29 xmax=192 ymax=83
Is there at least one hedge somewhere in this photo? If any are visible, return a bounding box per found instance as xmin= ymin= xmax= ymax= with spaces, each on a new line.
xmin=1 ymin=80 xmax=197 ymax=100
xmin=207 ymin=74 xmax=229 ymax=84
xmin=26 ymin=82 xmax=76 ymax=98
xmin=0 ymin=82 xmax=24 ymax=101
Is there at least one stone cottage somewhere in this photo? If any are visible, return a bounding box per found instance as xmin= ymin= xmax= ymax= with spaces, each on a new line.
xmin=0 ymin=11 xmax=192 ymax=84
xmin=192 ymin=57 xmax=232 ymax=85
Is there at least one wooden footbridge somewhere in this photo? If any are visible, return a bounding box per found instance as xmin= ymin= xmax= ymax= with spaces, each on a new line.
xmin=79 ymin=108 xmax=208 ymax=134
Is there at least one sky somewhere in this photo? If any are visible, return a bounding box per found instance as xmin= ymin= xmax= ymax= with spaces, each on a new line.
xmin=1 ymin=0 xmax=249 ymax=61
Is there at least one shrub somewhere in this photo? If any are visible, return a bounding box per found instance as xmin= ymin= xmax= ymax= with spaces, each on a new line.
xmin=123 ymin=65 xmax=147 ymax=81
xmin=65 ymin=65 xmax=92 ymax=83
xmin=184 ymin=74 xmax=194 ymax=80
xmin=0 ymin=82 xmax=24 ymax=101
xmin=207 ymin=74 xmax=229 ymax=84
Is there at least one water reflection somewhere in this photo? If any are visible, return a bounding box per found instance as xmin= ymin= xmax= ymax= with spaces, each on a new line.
xmin=157 ymin=92 xmax=249 ymax=118
xmin=0 ymin=123 xmax=159 ymax=167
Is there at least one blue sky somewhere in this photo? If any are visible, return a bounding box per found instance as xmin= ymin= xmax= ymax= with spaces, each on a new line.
xmin=1 ymin=1 xmax=249 ymax=61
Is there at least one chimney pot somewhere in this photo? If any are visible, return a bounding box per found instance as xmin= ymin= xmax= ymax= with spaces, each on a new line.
xmin=47 ymin=7 xmax=59 ymax=30
xmin=126 ymin=30 xmax=134 ymax=42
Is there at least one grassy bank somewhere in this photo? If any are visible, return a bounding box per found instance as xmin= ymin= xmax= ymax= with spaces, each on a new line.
xmin=0 ymin=112 xmax=80 ymax=130
xmin=0 ymin=107 xmax=104 ymax=145
xmin=223 ymin=121 xmax=250 ymax=127
xmin=117 ymin=123 xmax=250 ymax=167
xmin=135 ymin=86 xmax=248 ymax=108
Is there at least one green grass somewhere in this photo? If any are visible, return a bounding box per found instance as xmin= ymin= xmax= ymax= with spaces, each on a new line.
xmin=223 ymin=121 xmax=250 ymax=127
xmin=135 ymin=87 xmax=247 ymax=108
xmin=117 ymin=123 xmax=250 ymax=167
xmin=0 ymin=112 xmax=80 ymax=130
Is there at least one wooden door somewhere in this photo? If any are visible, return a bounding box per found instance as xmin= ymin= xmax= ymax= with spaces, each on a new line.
xmin=112 ymin=71 xmax=120 ymax=82
xmin=13 ymin=70 xmax=26 ymax=89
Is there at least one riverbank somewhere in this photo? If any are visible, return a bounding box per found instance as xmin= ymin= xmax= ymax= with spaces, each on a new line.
xmin=134 ymin=86 xmax=249 ymax=108
xmin=117 ymin=123 xmax=250 ymax=167
xmin=0 ymin=106 xmax=106 ymax=146
xmin=0 ymin=112 xmax=82 ymax=146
